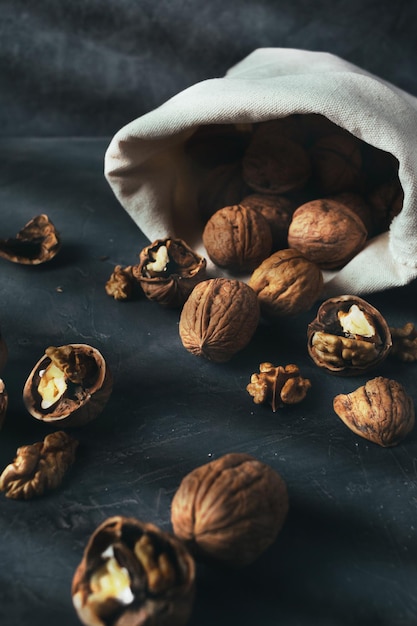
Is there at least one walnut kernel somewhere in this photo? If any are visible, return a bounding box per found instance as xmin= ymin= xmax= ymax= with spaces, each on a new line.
xmin=247 ymin=363 xmax=311 ymax=412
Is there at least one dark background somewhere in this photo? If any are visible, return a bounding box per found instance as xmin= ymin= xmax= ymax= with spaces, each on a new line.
xmin=2 ymin=0 xmax=417 ymax=137
xmin=1 ymin=3 xmax=417 ymax=626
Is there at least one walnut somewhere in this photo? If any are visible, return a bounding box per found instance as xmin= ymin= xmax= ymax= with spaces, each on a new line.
xmin=171 ymin=452 xmax=289 ymax=567
xmin=367 ymin=178 xmax=404 ymax=235
xmin=251 ymin=115 xmax=305 ymax=144
xmin=197 ymin=162 xmax=251 ymax=222
xmin=184 ymin=122 xmax=252 ymax=169
xmin=287 ymin=199 xmax=367 ymax=270
xmin=202 ymin=204 xmax=272 ymax=272
xmin=72 ymin=515 xmax=195 ymax=626
xmin=333 ymin=377 xmax=415 ymax=447
xmin=23 ymin=343 xmax=113 ymax=427
xmin=0 ymin=214 xmax=61 ymax=264
xmin=179 ymin=278 xmax=260 ymax=362
xmin=0 ymin=431 xmax=78 ymax=499
xmin=132 ymin=238 xmax=207 ymax=308
xmin=248 ymin=248 xmax=323 ymax=318
xmin=307 ymin=295 xmax=392 ymax=375
xmin=326 ymin=192 xmax=374 ymax=236
xmin=0 ymin=379 xmax=7 ymax=430
xmin=242 ymin=135 xmax=311 ymax=194
xmin=240 ymin=193 xmax=294 ymax=250
xmin=390 ymin=322 xmax=417 ymax=362
xmin=309 ymin=132 xmax=362 ymax=194
xmin=105 ymin=265 xmax=137 ymax=301
xmin=247 ymin=363 xmax=311 ymax=412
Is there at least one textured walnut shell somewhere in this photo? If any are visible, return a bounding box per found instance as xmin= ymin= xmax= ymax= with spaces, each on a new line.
xmin=132 ymin=238 xmax=207 ymax=308
xmin=240 ymin=193 xmax=294 ymax=250
xmin=0 ymin=214 xmax=61 ymax=264
xmin=287 ymin=199 xmax=368 ymax=269
xmin=171 ymin=452 xmax=289 ymax=567
xmin=367 ymin=178 xmax=404 ymax=235
xmin=248 ymin=248 xmax=323 ymax=318
xmin=72 ymin=515 xmax=195 ymax=626
xmin=197 ymin=161 xmax=251 ymax=221
xmin=333 ymin=377 xmax=415 ymax=447
xmin=202 ymin=205 xmax=272 ymax=272
xmin=179 ymin=278 xmax=260 ymax=362
xmin=0 ymin=379 xmax=7 ymax=430
xmin=23 ymin=343 xmax=112 ymax=427
xmin=310 ymin=132 xmax=362 ymax=194
xmin=307 ymin=295 xmax=392 ymax=375
xmin=327 ymin=192 xmax=374 ymax=236
xmin=242 ymin=135 xmax=311 ymax=194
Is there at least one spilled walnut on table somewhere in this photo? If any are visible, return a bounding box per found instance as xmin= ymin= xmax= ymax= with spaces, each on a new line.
xmin=389 ymin=322 xmax=417 ymax=362
xmin=0 ymin=431 xmax=78 ymax=499
xmin=247 ymin=363 xmax=311 ymax=412
xmin=0 ymin=214 xmax=61 ymax=265
xmin=333 ymin=377 xmax=415 ymax=447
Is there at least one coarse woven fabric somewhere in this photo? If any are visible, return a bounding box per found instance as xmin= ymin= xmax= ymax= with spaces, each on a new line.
xmin=104 ymin=47 xmax=417 ymax=297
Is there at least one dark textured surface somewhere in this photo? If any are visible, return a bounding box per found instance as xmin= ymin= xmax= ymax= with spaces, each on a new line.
xmin=0 ymin=138 xmax=417 ymax=625
xmin=2 ymin=0 xmax=417 ymax=137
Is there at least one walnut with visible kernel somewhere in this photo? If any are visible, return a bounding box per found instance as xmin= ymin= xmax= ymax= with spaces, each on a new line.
xmin=72 ymin=516 xmax=195 ymax=626
xmin=247 ymin=363 xmax=311 ymax=412
xmin=333 ymin=377 xmax=415 ymax=447
xmin=308 ymin=295 xmax=392 ymax=375
xmin=0 ymin=431 xmax=78 ymax=499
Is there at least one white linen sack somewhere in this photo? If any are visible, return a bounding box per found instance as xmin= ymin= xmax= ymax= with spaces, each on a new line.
xmin=104 ymin=47 xmax=417 ymax=296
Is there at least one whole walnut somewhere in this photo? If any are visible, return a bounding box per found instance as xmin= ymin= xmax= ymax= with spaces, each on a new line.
xmin=240 ymin=193 xmax=294 ymax=250
xmin=171 ymin=452 xmax=289 ymax=567
xmin=327 ymin=192 xmax=374 ymax=236
xmin=310 ymin=132 xmax=362 ymax=194
xmin=202 ymin=205 xmax=272 ymax=273
xmin=242 ymin=135 xmax=311 ymax=194
xmin=248 ymin=248 xmax=323 ymax=318
xmin=197 ymin=161 xmax=251 ymax=221
xmin=367 ymin=178 xmax=404 ymax=235
xmin=287 ymin=199 xmax=368 ymax=269
xmin=179 ymin=278 xmax=260 ymax=362
xmin=333 ymin=377 xmax=415 ymax=447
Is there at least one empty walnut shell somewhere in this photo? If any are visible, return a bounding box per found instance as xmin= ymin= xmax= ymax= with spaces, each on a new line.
xmin=171 ymin=452 xmax=289 ymax=567
xmin=0 ymin=214 xmax=61 ymax=264
xmin=23 ymin=343 xmax=112 ymax=427
xmin=333 ymin=377 xmax=415 ymax=447
xmin=132 ymin=238 xmax=207 ymax=308
xmin=72 ymin=515 xmax=195 ymax=626
xmin=307 ymin=295 xmax=392 ymax=375
xmin=179 ymin=278 xmax=260 ymax=362
xmin=0 ymin=379 xmax=7 ymax=430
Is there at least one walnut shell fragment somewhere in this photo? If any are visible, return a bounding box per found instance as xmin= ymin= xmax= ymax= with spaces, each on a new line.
xmin=0 ymin=214 xmax=61 ymax=264
xmin=179 ymin=278 xmax=260 ymax=362
xmin=105 ymin=265 xmax=137 ymax=301
xmin=248 ymin=248 xmax=323 ymax=318
xmin=333 ymin=377 xmax=415 ymax=447
xmin=171 ymin=452 xmax=289 ymax=567
xmin=132 ymin=238 xmax=207 ymax=308
xmin=72 ymin=515 xmax=195 ymax=626
xmin=23 ymin=343 xmax=112 ymax=427
xmin=0 ymin=379 xmax=8 ymax=430
xmin=390 ymin=323 xmax=417 ymax=362
xmin=0 ymin=431 xmax=78 ymax=499
xmin=308 ymin=295 xmax=392 ymax=375
xmin=247 ymin=363 xmax=311 ymax=412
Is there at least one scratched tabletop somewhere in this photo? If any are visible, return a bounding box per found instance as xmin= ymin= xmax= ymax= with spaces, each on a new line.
xmin=0 ymin=137 xmax=416 ymax=626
